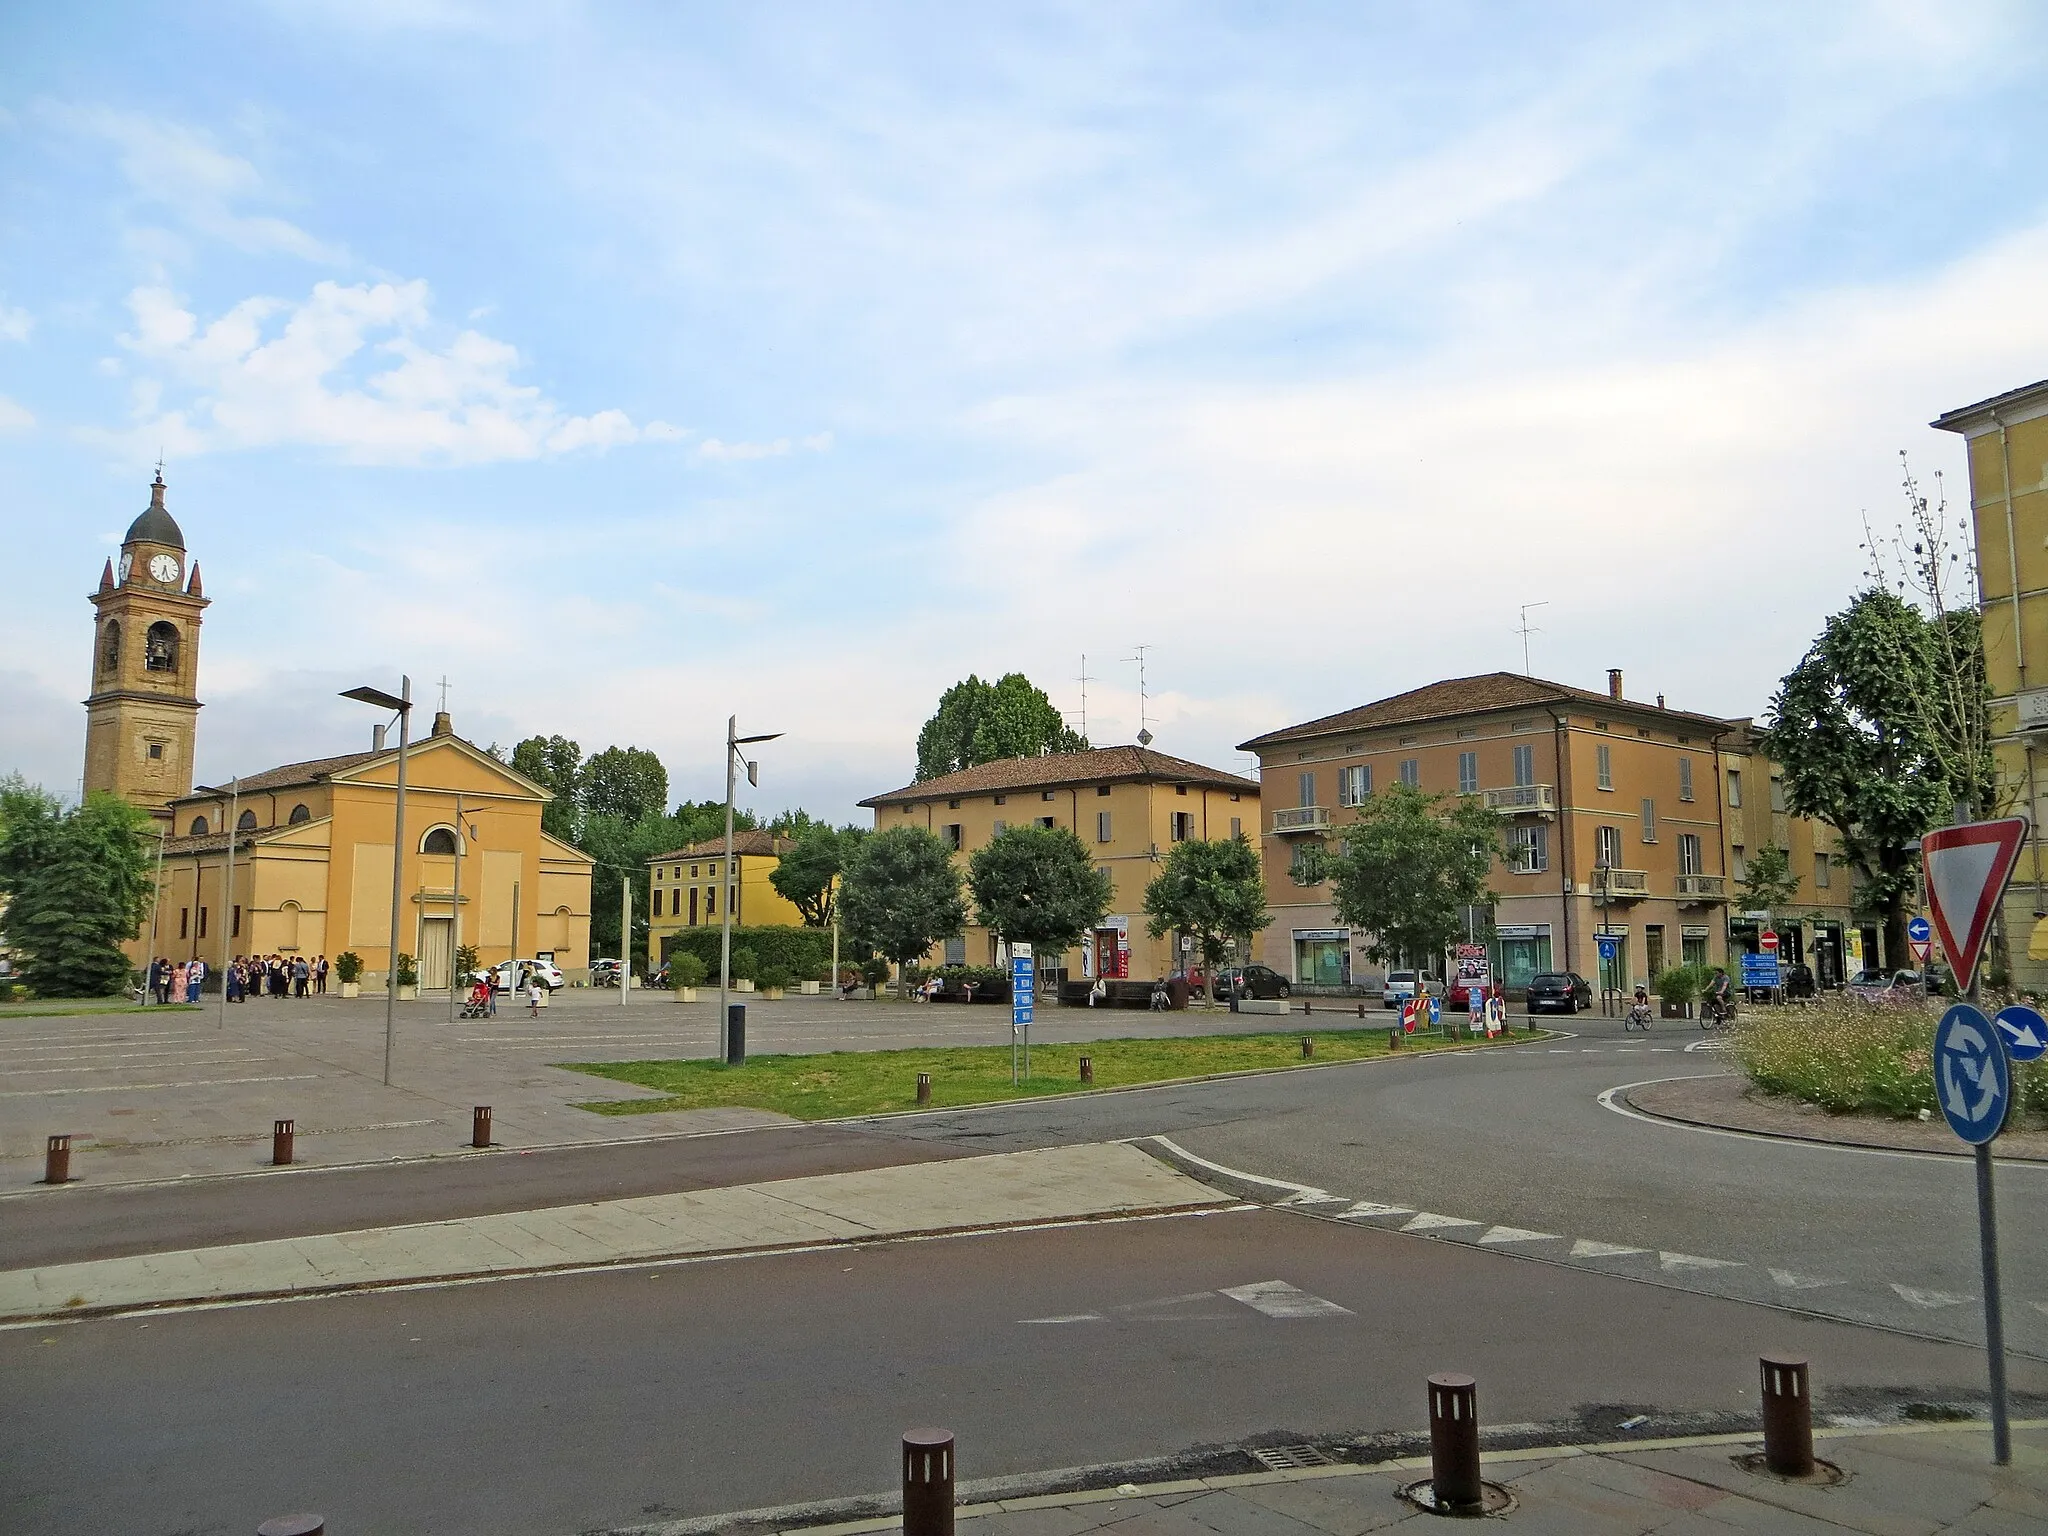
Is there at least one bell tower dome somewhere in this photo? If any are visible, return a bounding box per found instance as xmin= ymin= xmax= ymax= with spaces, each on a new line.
xmin=83 ymin=470 xmax=208 ymax=821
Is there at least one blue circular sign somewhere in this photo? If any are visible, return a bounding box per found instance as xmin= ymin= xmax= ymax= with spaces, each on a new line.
xmin=1908 ymin=916 xmax=1933 ymax=944
xmin=1934 ymin=1004 xmax=2011 ymax=1145
xmin=1994 ymin=1004 xmax=2048 ymax=1064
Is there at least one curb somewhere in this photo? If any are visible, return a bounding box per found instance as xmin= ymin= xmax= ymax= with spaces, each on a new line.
xmin=1620 ymin=1079 xmax=2048 ymax=1163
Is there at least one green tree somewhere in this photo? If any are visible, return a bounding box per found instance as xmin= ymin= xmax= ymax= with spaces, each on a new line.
xmin=1325 ymin=784 xmax=1500 ymax=969
xmin=840 ymin=825 xmax=966 ymax=985
xmin=1143 ymin=836 xmax=1271 ymax=985
xmin=0 ymin=780 xmax=155 ymax=997
xmin=511 ymin=734 xmax=583 ymax=841
xmin=581 ymin=745 xmax=669 ymax=824
xmin=1735 ymin=843 xmax=1799 ymax=915
xmin=769 ymin=824 xmax=868 ymax=926
xmin=915 ymin=673 xmax=1086 ymax=780
xmin=966 ymin=824 xmax=1114 ymax=955
xmin=1764 ymin=587 xmax=1986 ymax=970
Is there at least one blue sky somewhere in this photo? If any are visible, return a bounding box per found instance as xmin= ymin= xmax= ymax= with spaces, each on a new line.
xmin=5 ymin=3 xmax=2048 ymax=821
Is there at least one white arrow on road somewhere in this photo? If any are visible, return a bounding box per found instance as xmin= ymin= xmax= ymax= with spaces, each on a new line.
xmin=1891 ymin=1284 xmax=1973 ymax=1309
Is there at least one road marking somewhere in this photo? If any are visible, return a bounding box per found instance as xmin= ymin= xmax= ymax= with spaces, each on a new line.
xmin=1570 ymin=1239 xmax=1649 ymax=1259
xmin=1275 ymin=1192 xmax=1349 ymax=1206
xmin=1336 ymin=1202 xmax=1413 ymax=1219
xmin=1402 ymin=1212 xmax=1482 ymax=1233
xmin=4 ymin=1055 xmax=255 ymax=1076
xmin=1018 ymin=1313 xmax=1104 ymax=1324
xmin=1892 ymin=1284 xmax=1973 ymax=1309
xmin=1148 ymin=1136 xmax=1335 ymax=1203
xmin=1660 ymin=1251 xmax=1744 ymax=1272
xmin=1769 ymin=1269 xmax=1841 ymax=1290
xmin=0 ymin=1074 xmax=321 ymax=1098
xmin=1478 ymin=1225 xmax=1559 ymax=1246
xmin=1220 ymin=1281 xmax=1354 ymax=1318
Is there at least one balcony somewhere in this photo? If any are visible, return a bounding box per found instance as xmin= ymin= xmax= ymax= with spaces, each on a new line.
xmin=1592 ymin=867 xmax=1648 ymax=902
xmin=1675 ymin=873 xmax=1728 ymax=903
xmin=1480 ymin=784 xmax=1556 ymax=816
xmin=1272 ymin=806 xmax=1331 ymax=835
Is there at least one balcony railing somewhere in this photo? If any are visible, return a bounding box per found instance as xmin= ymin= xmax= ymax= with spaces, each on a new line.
xmin=1480 ymin=784 xmax=1556 ymax=815
xmin=1272 ymin=806 xmax=1332 ymax=835
xmin=1593 ymin=867 xmax=1648 ymax=901
xmin=1675 ymin=873 xmax=1728 ymax=902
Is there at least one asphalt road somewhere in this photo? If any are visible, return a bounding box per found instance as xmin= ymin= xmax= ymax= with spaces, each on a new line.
xmin=6 ymin=1203 xmax=2038 ymax=1536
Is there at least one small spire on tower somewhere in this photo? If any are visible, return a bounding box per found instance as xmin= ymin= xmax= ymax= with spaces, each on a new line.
xmin=185 ymin=562 xmax=203 ymax=597
xmin=99 ymin=558 xmax=115 ymax=593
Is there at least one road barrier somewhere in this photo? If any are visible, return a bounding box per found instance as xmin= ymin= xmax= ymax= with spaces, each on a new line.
xmin=916 ymin=1072 xmax=932 ymax=1105
xmin=1079 ymin=1055 xmax=1093 ymax=1084
xmin=472 ymin=1106 xmax=492 ymax=1149
xmin=1427 ymin=1372 xmax=1482 ymax=1513
xmin=257 ymin=1517 xmax=323 ymax=1535
xmin=902 ymin=1426 xmax=954 ymax=1536
xmin=272 ymin=1119 xmax=294 ymax=1167
xmin=1760 ymin=1354 xmax=1814 ymax=1475
xmin=42 ymin=1133 xmax=71 ymax=1185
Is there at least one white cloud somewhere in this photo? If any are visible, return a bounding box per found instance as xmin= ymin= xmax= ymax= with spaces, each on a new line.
xmin=91 ymin=279 xmax=677 ymax=465
xmin=0 ymin=397 xmax=34 ymax=433
xmin=696 ymin=432 xmax=832 ymax=461
xmin=0 ymin=304 xmax=30 ymax=343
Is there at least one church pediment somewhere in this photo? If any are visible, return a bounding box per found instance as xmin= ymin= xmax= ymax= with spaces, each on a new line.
xmin=332 ymin=735 xmax=553 ymax=801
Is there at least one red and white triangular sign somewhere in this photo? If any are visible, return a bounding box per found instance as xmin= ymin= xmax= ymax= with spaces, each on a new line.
xmin=1921 ymin=818 xmax=2028 ymax=989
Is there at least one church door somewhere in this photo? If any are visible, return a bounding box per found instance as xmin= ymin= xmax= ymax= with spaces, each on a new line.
xmin=420 ymin=916 xmax=454 ymax=993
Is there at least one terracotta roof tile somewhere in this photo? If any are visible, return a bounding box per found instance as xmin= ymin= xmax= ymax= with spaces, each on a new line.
xmin=860 ymin=745 xmax=1258 ymax=807
xmin=184 ymin=750 xmax=384 ymax=799
xmin=648 ymin=829 xmax=794 ymax=862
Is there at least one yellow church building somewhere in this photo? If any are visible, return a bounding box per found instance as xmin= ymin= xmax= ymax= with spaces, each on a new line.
xmin=86 ymin=473 xmax=594 ymax=987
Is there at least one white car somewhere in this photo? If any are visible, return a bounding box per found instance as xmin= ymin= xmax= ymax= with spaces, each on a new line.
xmin=1381 ymin=970 xmax=1435 ymax=1009
xmin=487 ymin=958 xmax=564 ymax=992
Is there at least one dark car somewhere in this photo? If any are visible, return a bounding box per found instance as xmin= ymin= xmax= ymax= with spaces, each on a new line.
xmin=1783 ymin=961 xmax=1816 ymax=1000
xmin=1524 ymin=971 xmax=1591 ymax=1013
xmin=1215 ymin=963 xmax=1291 ymax=1000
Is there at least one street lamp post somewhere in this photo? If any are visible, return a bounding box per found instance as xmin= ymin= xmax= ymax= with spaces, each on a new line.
xmin=342 ymin=678 xmax=412 ymax=1086
xmin=720 ymin=715 xmax=782 ymax=1063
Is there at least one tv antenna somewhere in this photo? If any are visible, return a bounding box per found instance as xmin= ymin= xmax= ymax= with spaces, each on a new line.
xmin=1516 ymin=602 xmax=1549 ymax=675
xmin=1123 ymin=644 xmax=1154 ymax=746
xmin=1074 ymin=653 xmax=1097 ymax=741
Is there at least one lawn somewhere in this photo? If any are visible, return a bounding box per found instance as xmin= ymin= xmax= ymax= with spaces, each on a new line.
xmin=565 ymin=1024 xmax=1541 ymax=1120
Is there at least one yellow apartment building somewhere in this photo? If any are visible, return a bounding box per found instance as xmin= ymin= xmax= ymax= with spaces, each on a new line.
xmin=1239 ymin=672 xmax=1733 ymax=993
xmin=1716 ymin=722 xmax=1864 ymax=984
xmin=645 ymin=831 xmax=807 ymax=960
xmin=1934 ymin=378 xmax=2048 ymax=988
xmin=144 ymin=712 xmax=594 ymax=987
xmin=858 ymin=746 xmax=1260 ymax=980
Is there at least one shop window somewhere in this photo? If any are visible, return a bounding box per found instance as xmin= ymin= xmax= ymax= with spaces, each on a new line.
xmin=1512 ymin=744 xmax=1534 ymax=788
xmin=1682 ymin=931 xmax=1709 ymax=967
xmin=1499 ymin=930 xmax=1553 ymax=988
xmin=1399 ymin=759 xmax=1419 ymax=788
xmin=1678 ymin=757 xmax=1694 ymax=802
xmin=1640 ymin=798 xmax=1657 ymax=842
xmin=1096 ymin=811 xmax=1112 ymax=843
xmin=1458 ymin=752 xmax=1478 ymax=795
xmin=1596 ymin=744 xmax=1613 ymax=790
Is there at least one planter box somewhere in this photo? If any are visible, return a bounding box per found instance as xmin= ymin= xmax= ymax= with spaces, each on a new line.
xmin=396 ymin=985 xmax=418 ymax=1001
xmin=798 ymin=980 xmax=821 ymax=995
xmin=672 ymin=987 xmax=699 ymax=1003
xmin=1236 ymin=998 xmax=1291 ymax=1016
xmin=339 ymin=981 xmax=360 ymax=998
xmin=760 ymin=986 xmax=785 ymax=1001
xmin=1659 ymin=1000 xmax=1694 ymax=1019
xmin=731 ymin=979 xmax=755 ymax=993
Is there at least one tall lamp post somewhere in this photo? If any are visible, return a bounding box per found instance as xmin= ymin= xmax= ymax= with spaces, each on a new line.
xmin=720 ymin=715 xmax=782 ymax=1063
xmin=342 ymin=678 xmax=412 ymax=1086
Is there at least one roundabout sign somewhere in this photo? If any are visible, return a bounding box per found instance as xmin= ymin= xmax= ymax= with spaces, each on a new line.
xmin=1933 ymin=1004 xmax=2011 ymax=1146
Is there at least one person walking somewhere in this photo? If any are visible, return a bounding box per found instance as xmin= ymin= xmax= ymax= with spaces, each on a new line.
xmin=169 ymin=960 xmax=188 ymax=1006
xmin=293 ymin=956 xmax=311 ymax=998
xmin=187 ymin=956 xmax=206 ymax=1003
xmin=526 ymin=972 xmax=544 ymax=1017
xmin=314 ymin=955 xmax=329 ymax=995
xmin=148 ymin=956 xmax=167 ymax=1005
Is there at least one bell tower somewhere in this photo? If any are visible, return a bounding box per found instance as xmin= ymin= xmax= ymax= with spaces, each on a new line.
xmin=83 ymin=470 xmax=208 ymax=822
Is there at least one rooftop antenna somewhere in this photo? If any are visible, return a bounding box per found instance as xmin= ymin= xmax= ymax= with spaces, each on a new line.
xmin=1516 ymin=602 xmax=1549 ymax=676
xmin=1123 ymin=643 xmax=1154 ymax=746
xmin=1074 ymin=653 xmax=1097 ymax=741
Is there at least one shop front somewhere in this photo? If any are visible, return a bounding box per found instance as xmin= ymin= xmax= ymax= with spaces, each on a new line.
xmin=1292 ymin=929 xmax=1352 ymax=987
xmin=1496 ymin=924 xmax=1553 ymax=990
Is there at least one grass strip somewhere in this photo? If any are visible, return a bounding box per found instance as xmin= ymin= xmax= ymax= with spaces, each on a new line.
xmin=0 ymin=1001 xmax=200 ymax=1018
xmin=565 ymin=1025 xmax=1542 ymax=1120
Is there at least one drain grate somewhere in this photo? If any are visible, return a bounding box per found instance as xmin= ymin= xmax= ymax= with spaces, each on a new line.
xmin=1247 ymin=1444 xmax=1338 ymax=1472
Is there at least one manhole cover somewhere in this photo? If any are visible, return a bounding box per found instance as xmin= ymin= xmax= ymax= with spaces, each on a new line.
xmin=1248 ymin=1444 xmax=1338 ymax=1471
xmin=1398 ymin=1478 xmax=1516 ymax=1516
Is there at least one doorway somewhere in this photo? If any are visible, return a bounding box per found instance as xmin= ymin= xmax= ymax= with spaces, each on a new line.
xmin=420 ymin=916 xmax=454 ymax=993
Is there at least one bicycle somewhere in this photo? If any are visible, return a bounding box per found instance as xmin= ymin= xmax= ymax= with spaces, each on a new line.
xmin=1700 ymin=994 xmax=1735 ymax=1030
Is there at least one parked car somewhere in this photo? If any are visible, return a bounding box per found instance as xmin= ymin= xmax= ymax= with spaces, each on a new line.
xmin=1524 ymin=971 xmax=1592 ymax=1013
xmin=590 ymin=958 xmax=624 ymax=987
xmin=1215 ymin=963 xmax=1290 ymax=1000
xmin=1381 ymin=970 xmax=1437 ymax=1008
xmin=1846 ymin=968 xmax=1925 ymax=1003
xmin=1446 ymin=978 xmax=1501 ymax=1009
xmin=486 ymin=958 xmax=565 ymax=993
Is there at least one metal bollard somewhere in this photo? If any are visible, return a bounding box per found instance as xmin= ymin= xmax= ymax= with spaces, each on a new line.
xmin=1301 ymin=1035 xmax=1313 ymax=1058
xmin=1304 ymin=999 xmax=1313 ymax=1016
xmin=1760 ymin=1354 xmax=1814 ymax=1476
xmin=902 ymin=1426 xmax=955 ymax=1536
xmin=257 ymin=1517 xmax=324 ymax=1536
xmin=1357 ymin=1002 xmax=1365 ymax=1018
xmin=272 ymin=1119 xmax=294 ymax=1166
xmin=43 ymin=1133 xmax=71 ymax=1185
xmin=1079 ymin=1055 xmax=1093 ymax=1084
xmin=727 ymin=1003 xmax=747 ymax=1066
xmin=916 ymin=1072 xmax=932 ymax=1105
xmin=1388 ymin=1029 xmax=1400 ymax=1050
xmin=1427 ymin=1372 xmax=1482 ymax=1513
xmin=472 ymin=1105 xmax=492 ymax=1149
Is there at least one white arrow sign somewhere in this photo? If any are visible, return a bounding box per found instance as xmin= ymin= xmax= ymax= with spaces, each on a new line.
xmin=1995 ymin=1004 xmax=2048 ymax=1063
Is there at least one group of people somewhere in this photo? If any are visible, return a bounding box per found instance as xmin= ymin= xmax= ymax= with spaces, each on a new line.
xmin=145 ymin=956 xmax=207 ymax=1004
xmin=225 ymin=954 xmax=328 ymax=1001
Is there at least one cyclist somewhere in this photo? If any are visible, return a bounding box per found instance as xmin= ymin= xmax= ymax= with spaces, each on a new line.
xmin=1625 ymin=983 xmax=1653 ymax=1031
xmin=1704 ymin=966 xmax=1733 ymax=1027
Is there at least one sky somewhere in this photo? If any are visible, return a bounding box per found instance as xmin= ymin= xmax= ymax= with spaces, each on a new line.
xmin=4 ymin=3 xmax=2048 ymax=824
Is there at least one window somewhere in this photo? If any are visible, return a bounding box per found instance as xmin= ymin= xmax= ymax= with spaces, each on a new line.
xmin=148 ymin=743 xmax=164 ymax=760
xmin=1509 ymin=824 xmax=1550 ymax=873
xmin=198 ymin=906 xmax=208 ymax=939
xmin=1456 ymin=727 xmax=1477 ymax=739
xmin=1678 ymin=757 xmax=1694 ymax=802
xmin=1399 ymin=759 xmax=1420 ymax=788
xmin=1289 ymin=838 xmax=1325 ymax=884
xmin=943 ymin=824 xmax=963 ymax=851
xmin=1037 ymin=816 xmax=1055 ymax=829
xmin=189 ymin=816 xmax=208 ymax=835
xmin=993 ymin=795 xmax=1006 ymax=805
xmin=652 ymin=889 xmax=663 ymax=917
xmin=1770 ymin=775 xmax=1787 ymax=813
xmin=948 ymin=798 xmax=961 ymax=810
xmin=1596 ymin=825 xmax=1622 ymax=867
xmin=238 ymin=809 xmax=258 ymax=831
xmin=288 ymin=803 xmax=310 ymax=824
xmin=1726 ymin=770 xmax=1742 ymax=807
xmin=1176 ymin=784 xmax=1188 ymax=796
xmin=421 ymin=827 xmax=457 ymax=854
xmin=1399 ymin=734 xmax=1418 ymax=746
xmin=1594 ymin=719 xmax=1610 ymax=732
xmin=944 ymin=937 xmax=967 ymax=966
xmin=708 ymin=862 xmax=719 ymax=878
xmin=1596 ymin=744 xmax=1613 ymax=790
xmin=144 ymin=620 xmax=181 ymax=673
xmin=179 ymin=907 xmax=188 ymax=939
xmin=1679 ymin=833 xmax=1702 ymax=876
xmin=1229 ymin=816 xmax=1242 ymax=839
xmin=1042 ymin=791 xmax=1055 ymax=801
xmin=1732 ymin=846 xmax=1747 ymax=880
xmin=1298 ymin=772 xmax=1316 ymax=807
xmin=1096 ymin=811 xmax=1112 ymax=843
xmin=101 ymin=621 xmax=121 ymax=672
xmin=1512 ymin=744 xmax=1534 ymax=788
xmin=1338 ymin=764 xmax=1371 ymax=804
xmin=1170 ymin=811 xmax=1194 ymax=842
xmin=1458 ymin=751 xmax=1478 ymax=795
xmin=1815 ymin=852 xmax=1831 ymax=888
xmin=992 ymin=819 xmax=1006 ymax=836
xmin=688 ymin=888 xmax=699 ymax=924
xmin=1640 ymin=798 xmax=1657 ymax=842
xmin=706 ymin=887 xmax=716 ymax=918
xmin=232 ymin=905 xmax=241 ymax=938
xmin=1096 ymin=785 xmax=1111 ymax=797
xmin=690 ymin=865 xmax=699 ymax=878
xmin=1512 ymin=719 xmax=1533 ymax=732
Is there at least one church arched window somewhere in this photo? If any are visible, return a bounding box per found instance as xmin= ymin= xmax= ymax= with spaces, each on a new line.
xmin=288 ymin=803 xmax=311 ymax=824
xmin=189 ymin=815 xmax=209 ymax=836
xmin=145 ymin=621 xmax=181 ymax=674
xmin=101 ymin=621 xmax=121 ymax=674
xmin=238 ymin=810 xmax=258 ymax=831
xmin=421 ymin=826 xmax=459 ymax=855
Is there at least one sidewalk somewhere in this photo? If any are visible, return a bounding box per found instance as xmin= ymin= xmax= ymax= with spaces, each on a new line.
xmin=650 ymin=1421 xmax=2048 ymax=1536
xmin=0 ymin=1140 xmax=1231 ymax=1321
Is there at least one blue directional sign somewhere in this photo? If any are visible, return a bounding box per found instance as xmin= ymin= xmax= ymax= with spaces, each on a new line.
xmin=1596 ymin=935 xmax=1620 ymax=962
xmin=1908 ymin=916 xmax=1933 ymax=947
xmin=1427 ymin=996 xmax=1441 ymax=1027
xmin=1739 ymin=952 xmax=1780 ymax=988
xmin=1011 ymin=949 xmax=1034 ymax=1029
xmin=1994 ymin=1004 xmax=2048 ymax=1064
xmin=1934 ymin=1004 xmax=2011 ymax=1145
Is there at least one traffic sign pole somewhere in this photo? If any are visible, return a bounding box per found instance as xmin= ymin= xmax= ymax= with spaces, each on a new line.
xmin=1976 ymin=1141 xmax=2011 ymax=1465
xmin=1934 ymin=1000 xmax=2015 ymax=1465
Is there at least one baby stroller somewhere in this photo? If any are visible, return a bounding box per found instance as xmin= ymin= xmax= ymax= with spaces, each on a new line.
xmin=461 ymin=978 xmax=494 ymax=1019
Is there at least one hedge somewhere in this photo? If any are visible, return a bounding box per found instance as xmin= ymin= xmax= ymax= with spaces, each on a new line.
xmin=660 ymin=925 xmax=837 ymax=980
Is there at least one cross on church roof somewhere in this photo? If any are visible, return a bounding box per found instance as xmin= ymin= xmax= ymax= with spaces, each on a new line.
xmin=437 ymin=675 xmax=451 ymax=711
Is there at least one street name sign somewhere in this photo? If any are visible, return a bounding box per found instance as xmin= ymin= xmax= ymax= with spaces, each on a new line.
xmin=1011 ymin=943 xmax=1034 ymax=1029
xmin=1994 ymin=1004 xmax=2048 ymax=1064
xmin=1922 ymin=819 xmax=2028 ymax=991
xmin=1935 ymin=1003 xmax=2010 ymax=1146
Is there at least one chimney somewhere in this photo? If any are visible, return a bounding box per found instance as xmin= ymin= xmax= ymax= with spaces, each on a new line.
xmin=374 ymin=723 xmax=388 ymax=752
xmin=1607 ymin=668 xmax=1623 ymax=700
xmin=431 ymin=710 xmax=453 ymax=738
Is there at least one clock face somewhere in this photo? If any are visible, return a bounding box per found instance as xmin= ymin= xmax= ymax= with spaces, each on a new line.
xmin=149 ymin=553 xmax=180 ymax=584
xmin=117 ymin=552 xmax=133 ymax=585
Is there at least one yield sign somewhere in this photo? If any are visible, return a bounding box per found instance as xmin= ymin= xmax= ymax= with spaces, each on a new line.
xmin=1921 ymin=818 xmax=2028 ymax=991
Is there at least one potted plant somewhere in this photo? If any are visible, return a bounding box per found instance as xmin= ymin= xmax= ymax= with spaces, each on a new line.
xmin=395 ymin=952 xmax=419 ymax=1001
xmin=1654 ymin=963 xmax=1705 ymax=1019
xmin=728 ymin=946 xmax=757 ymax=993
xmin=756 ymin=962 xmax=792 ymax=1001
xmin=670 ymin=952 xmax=707 ymax=1002
xmin=335 ymin=951 xmax=363 ymax=999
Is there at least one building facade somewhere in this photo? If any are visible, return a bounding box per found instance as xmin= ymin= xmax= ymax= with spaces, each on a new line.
xmin=646 ymin=831 xmax=807 ymax=962
xmin=858 ymin=746 xmax=1260 ymax=980
xmin=1934 ymin=378 xmax=2048 ymax=990
xmin=1239 ymin=672 xmax=1734 ymax=993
